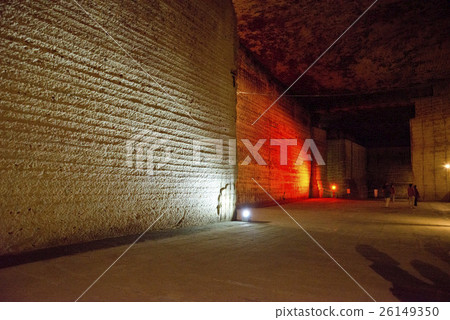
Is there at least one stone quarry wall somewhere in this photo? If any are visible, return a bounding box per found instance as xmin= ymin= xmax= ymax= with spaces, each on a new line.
xmin=367 ymin=147 xmax=413 ymax=199
xmin=0 ymin=0 xmax=237 ymax=255
xmin=327 ymin=139 xmax=367 ymax=199
xmin=411 ymin=82 xmax=450 ymax=201
xmin=236 ymin=46 xmax=315 ymax=206
xmin=310 ymin=127 xmax=329 ymax=198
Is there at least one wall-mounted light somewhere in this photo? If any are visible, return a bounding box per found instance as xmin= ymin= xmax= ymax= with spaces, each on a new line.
xmin=444 ymin=163 xmax=450 ymax=169
xmin=331 ymin=185 xmax=337 ymax=191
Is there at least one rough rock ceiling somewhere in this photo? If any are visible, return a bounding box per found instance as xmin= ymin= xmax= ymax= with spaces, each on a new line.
xmin=233 ymin=0 xmax=450 ymax=95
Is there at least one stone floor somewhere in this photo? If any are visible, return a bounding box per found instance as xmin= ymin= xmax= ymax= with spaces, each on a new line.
xmin=0 ymin=199 xmax=449 ymax=302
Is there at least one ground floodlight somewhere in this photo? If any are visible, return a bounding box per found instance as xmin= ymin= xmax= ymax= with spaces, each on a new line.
xmin=331 ymin=184 xmax=337 ymax=198
xmin=242 ymin=209 xmax=251 ymax=222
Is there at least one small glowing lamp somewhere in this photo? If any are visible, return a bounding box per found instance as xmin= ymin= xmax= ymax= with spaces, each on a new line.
xmin=242 ymin=209 xmax=251 ymax=222
xmin=445 ymin=163 xmax=450 ymax=169
xmin=331 ymin=184 xmax=337 ymax=198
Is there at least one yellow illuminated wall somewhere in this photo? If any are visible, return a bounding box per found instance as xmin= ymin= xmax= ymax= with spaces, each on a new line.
xmin=0 ymin=0 xmax=237 ymax=254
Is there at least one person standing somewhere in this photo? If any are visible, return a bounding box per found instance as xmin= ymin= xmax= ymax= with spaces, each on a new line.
xmin=384 ymin=183 xmax=391 ymax=208
xmin=390 ymin=183 xmax=396 ymax=203
xmin=414 ymin=185 xmax=420 ymax=207
xmin=407 ymin=184 xmax=415 ymax=208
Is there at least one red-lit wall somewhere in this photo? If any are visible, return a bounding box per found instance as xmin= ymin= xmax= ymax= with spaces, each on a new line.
xmin=236 ymin=47 xmax=315 ymax=206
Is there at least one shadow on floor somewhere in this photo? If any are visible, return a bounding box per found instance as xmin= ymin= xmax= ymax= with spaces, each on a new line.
xmin=243 ymin=221 xmax=271 ymax=224
xmin=424 ymin=242 xmax=450 ymax=265
xmin=356 ymin=244 xmax=450 ymax=301
xmin=0 ymin=222 xmax=244 ymax=269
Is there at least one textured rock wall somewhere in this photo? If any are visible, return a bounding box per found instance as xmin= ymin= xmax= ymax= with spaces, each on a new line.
xmin=327 ymin=139 xmax=367 ymax=199
xmin=236 ymin=47 xmax=313 ymax=206
xmin=411 ymin=82 xmax=450 ymax=201
xmin=310 ymin=127 xmax=329 ymax=198
xmin=367 ymin=147 xmax=413 ymax=199
xmin=0 ymin=0 xmax=237 ymax=254
xmin=233 ymin=0 xmax=450 ymax=95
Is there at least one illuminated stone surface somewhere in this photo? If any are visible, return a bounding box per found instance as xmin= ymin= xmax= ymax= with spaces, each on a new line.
xmin=411 ymin=83 xmax=450 ymax=201
xmin=236 ymin=47 xmax=324 ymax=206
xmin=0 ymin=199 xmax=448 ymax=301
xmin=0 ymin=0 xmax=448 ymax=264
xmin=0 ymin=0 xmax=237 ymax=254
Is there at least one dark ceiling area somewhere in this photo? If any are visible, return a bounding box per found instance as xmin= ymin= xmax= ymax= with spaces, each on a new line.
xmin=233 ymin=0 xmax=450 ymax=147
xmin=319 ymin=104 xmax=415 ymax=148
